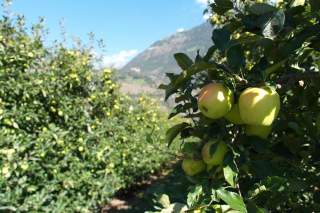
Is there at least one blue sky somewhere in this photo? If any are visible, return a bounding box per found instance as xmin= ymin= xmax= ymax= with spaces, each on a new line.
xmin=1 ymin=0 xmax=208 ymax=68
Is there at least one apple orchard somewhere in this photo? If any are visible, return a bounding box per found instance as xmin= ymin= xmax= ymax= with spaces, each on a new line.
xmin=161 ymin=0 xmax=320 ymax=212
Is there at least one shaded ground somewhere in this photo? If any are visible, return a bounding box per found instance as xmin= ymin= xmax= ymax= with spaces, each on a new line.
xmin=103 ymin=164 xmax=190 ymax=213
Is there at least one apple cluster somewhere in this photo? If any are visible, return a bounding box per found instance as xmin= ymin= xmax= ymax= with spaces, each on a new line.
xmin=182 ymin=83 xmax=280 ymax=176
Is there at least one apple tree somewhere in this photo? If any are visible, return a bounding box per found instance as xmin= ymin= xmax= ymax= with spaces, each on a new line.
xmin=160 ymin=0 xmax=320 ymax=212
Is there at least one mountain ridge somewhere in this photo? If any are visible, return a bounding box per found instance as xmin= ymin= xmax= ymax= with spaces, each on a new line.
xmin=120 ymin=22 xmax=213 ymax=86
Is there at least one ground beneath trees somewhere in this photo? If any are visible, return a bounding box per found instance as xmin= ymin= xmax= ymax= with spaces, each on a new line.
xmin=102 ymin=164 xmax=190 ymax=213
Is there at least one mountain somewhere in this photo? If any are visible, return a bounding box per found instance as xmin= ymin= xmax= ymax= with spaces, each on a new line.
xmin=119 ymin=22 xmax=213 ymax=87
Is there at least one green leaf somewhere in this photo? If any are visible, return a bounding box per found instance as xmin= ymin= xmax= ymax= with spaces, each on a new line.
xmin=166 ymin=72 xmax=180 ymax=82
xmin=260 ymin=176 xmax=286 ymax=192
xmin=168 ymin=104 xmax=183 ymax=119
xmin=248 ymin=57 xmax=268 ymax=81
xmin=212 ymin=28 xmax=231 ymax=51
xmin=158 ymin=83 xmax=177 ymax=101
xmin=309 ymin=0 xmax=320 ymax=12
xmin=223 ymin=153 xmax=238 ymax=188
xmin=162 ymin=60 xmax=218 ymax=100
xmin=242 ymin=9 xmax=285 ymax=39
xmin=223 ymin=166 xmax=236 ymax=188
xmin=158 ymin=84 xmax=167 ymax=90
xmin=174 ymin=53 xmax=193 ymax=70
xmin=248 ymin=3 xmax=277 ymax=15
xmin=213 ymin=204 xmax=237 ymax=212
xmin=203 ymin=46 xmax=217 ymax=62
xmin=187 ymin=185 xmax=203 ymax=207
xmin=227 ymin=44 xmax=245 ymax=71
xmin=279 ymin=25 xmax=320 ymax=58
xmin=169 ymin=203 xmax=188 ymax=213
xmin=158 ymin=194 xmax=171 ymax=208
xmin=165 ymin=122 xmax=190 ymax=147
xmin=212 ymin=0 xmax=233 ymax=15
xmin=262 ymin=10 xmax=285 ymax=39
xmin=251 ymin=160 xmax=274 ymax=178
xmin=216 ymin=188 xmax=247 ymax=213
xmin=248 ymin=136 xmax=268 ymax=153
xmin=246 ymin=200 xmax=268 ymax=213
xmin=288 ymin=122 xmax=303 ymax=135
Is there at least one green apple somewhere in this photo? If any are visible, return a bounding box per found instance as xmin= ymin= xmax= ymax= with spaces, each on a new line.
xmin=181 ymin=158 xmax=206 ymax=176
xmin=198 ymin=83 xmax=233 ymax=119
xmin=224 ymin=104 xmax=244 ymax=125
xmin=291 ymin=0 xmax=305 ymax=7
xmin=245 ymin=125 xmax=272 ymax=139
xmin=239 ymin=86 xmax=280 ymax=126
xmin=201 ymin=140 xmax=228 ymax=166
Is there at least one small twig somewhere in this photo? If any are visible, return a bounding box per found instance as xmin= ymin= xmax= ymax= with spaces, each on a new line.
xmin=215 ymin=62 xmax=249 ymax=84
xmin=236 ymin=183 xmax=243 ymax=197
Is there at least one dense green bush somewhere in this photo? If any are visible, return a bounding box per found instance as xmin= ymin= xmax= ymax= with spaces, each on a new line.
xmin=0 ymin=16 xmax=173 ymax=212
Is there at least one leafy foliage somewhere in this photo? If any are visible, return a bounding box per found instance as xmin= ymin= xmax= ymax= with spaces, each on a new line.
xmin=0 ymin=16 xmax=174 ymax=212
xmin=160 ymin=0 xmax=320 ymax=212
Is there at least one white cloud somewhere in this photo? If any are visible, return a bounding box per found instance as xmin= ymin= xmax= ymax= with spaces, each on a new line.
xmin=101 ymin=49 xmax=138 ymax=69
xmin=177 ymin=28 xmax=185 ymax=33
xmin=196 ymin=0 xmax=208 ymax=6
xmin=196 ymin=0 xmax=215 ymax=7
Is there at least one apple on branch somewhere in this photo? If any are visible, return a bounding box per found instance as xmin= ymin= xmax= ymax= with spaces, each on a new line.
xmin=239 ymin=86 xmax=280 ymax=126
xmin=181 ymin=158 xmax=206 ymax=176
xmin=224 ymin=103 xmax=244 ymax=125
xmin=198 ymin=83 xmax=233 ymax=119
xmin=202 ymin=140 xmax=228 ymax=167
